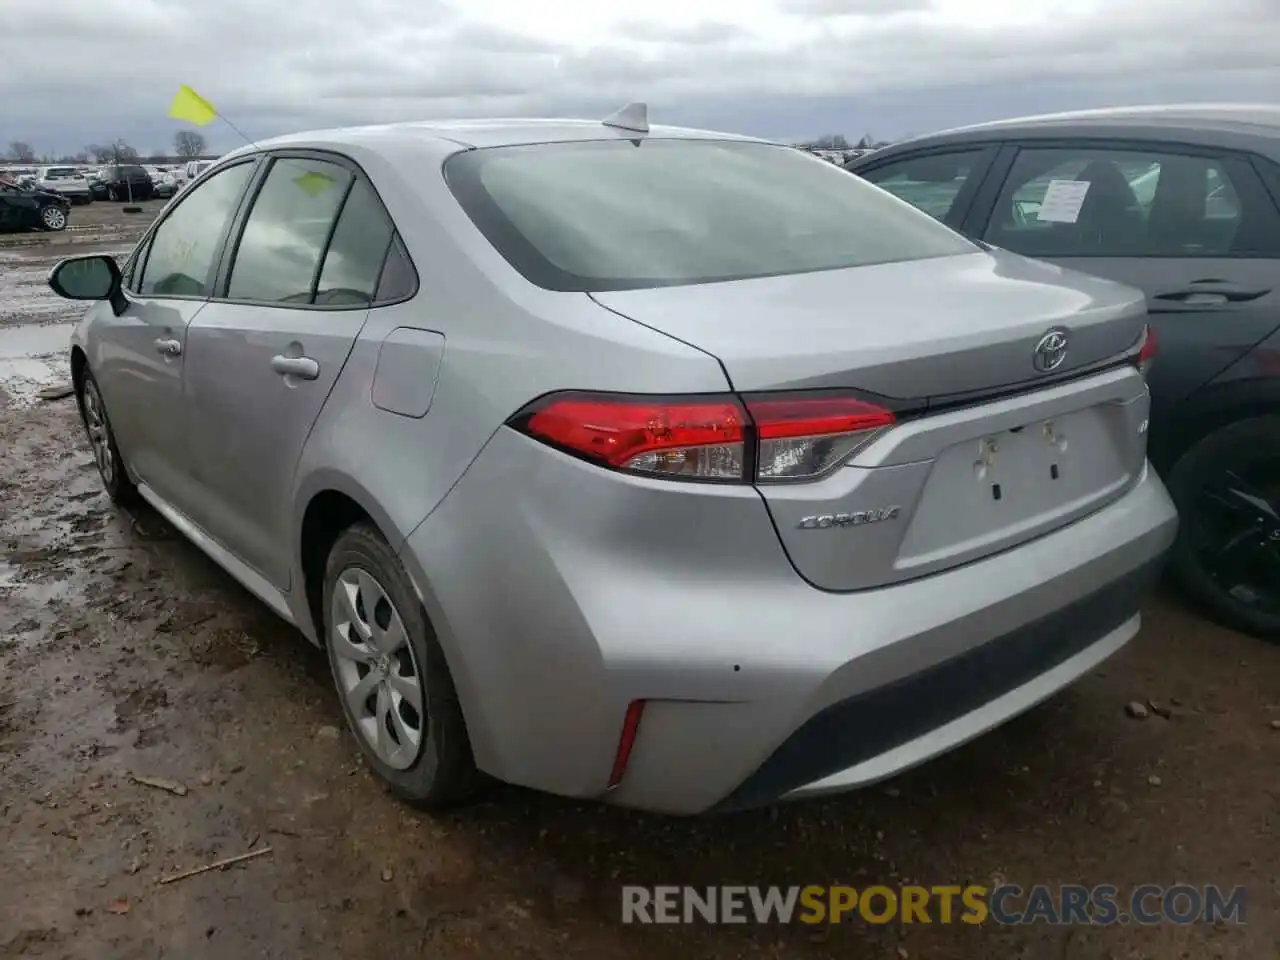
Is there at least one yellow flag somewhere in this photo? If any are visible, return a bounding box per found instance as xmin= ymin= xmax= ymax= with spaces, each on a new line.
xmin=168 ymin=85 xmax=218 ymax=127
xmin=293 ymin=171 xmax=337 ymax=196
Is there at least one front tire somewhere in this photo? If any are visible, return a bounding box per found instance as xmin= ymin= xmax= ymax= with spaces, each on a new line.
xmin=322 ymin=523 xmax=482 ymax=807
xmin=77 ymin=369 xmax=139 ymax=506
xmin=1167 ymin=415 xmax=1280 ymax=642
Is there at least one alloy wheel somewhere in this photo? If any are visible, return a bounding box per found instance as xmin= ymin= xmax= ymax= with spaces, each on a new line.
xmin=41 ymin=206 xmax=67 ymax=230
xmin=82 ymin=380 xmax=115 ymax=487
xmin=330 ymin=567 xmax=425 ymax=770
xmin=1190 ymin=466 xmax=1280 ymax=616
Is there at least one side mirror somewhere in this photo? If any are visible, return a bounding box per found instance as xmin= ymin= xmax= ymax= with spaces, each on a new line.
xmin=48 ymin=254 xmax=128 ymax=316
xmin=49 ymin=254 xmax=118 ymax=300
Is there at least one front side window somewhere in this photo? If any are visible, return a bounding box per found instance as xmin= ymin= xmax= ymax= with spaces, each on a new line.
xmin=137 ymin=161 xmax=255 ymax=297
xmin=226 ymin=158 xmax=353 ymax=303
xmin=984 ymin=146 xmax=1271 ymax=257
xmin=858 ymin=150 xmax=986 ymax=221
xmin=445 ymin=139 xmax=976 ymax=292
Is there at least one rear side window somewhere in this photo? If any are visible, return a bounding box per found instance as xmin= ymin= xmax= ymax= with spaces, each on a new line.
xmin=314 ymin=178 xmax=395 ymax=306
xmin=445 ymin=139 xmax=976 ymax=292
xmin=226 ymin=158 xmax=353 ymax=303
xmin=985 ymin=146 xmax=1279 ymax=257
xmin=138 ymin=161 xmax=255 ymax=297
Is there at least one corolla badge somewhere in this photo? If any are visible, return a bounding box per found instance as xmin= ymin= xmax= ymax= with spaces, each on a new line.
xmin=797 ymin=506 xmax=901 ymax=530
xmin=1033 ymin=328 xmax=1069 ymax=373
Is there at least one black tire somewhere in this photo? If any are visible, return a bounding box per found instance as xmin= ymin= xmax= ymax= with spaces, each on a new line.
xmin=322 ymin=522 xmax=482 ymax=807
xmin=1167 ymin=415 xmax=1280 ymax=642
xmin=76 ymin=368 xmax=140 ymax=506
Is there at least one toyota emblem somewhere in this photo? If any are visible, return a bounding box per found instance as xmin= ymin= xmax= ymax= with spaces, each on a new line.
xmin=1033 ymin=328 xmax=1069 ymax=373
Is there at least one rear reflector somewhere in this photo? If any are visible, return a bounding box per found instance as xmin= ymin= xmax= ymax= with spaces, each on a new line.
xmin=607 ymin=700 xmax=646 ymax=790
xmin=510 ymin=390 xmax=898 ymax=484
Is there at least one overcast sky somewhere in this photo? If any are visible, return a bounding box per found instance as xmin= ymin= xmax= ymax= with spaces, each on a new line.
xmin=6 ymin=0 xmax=1279 ymax=157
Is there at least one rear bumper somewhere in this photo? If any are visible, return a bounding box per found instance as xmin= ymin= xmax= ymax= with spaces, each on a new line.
xmin=399 ymin=429 xmax=1177 ymax=815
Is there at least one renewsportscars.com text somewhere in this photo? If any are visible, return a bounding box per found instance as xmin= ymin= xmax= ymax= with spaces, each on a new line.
xmin=621 ymin=884 xmax=1247 ymax=926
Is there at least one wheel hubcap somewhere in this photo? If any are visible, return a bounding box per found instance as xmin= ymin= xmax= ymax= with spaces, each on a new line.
xmin=330 ymin=568 xmax=424 ymax=770
xmin=43 ymin=208 xmax=65 ymax=228
xmin=82 ymin=382 xmax=114 ymax=486
xmin=1192 ymin=466 xmax=1280 ymax=614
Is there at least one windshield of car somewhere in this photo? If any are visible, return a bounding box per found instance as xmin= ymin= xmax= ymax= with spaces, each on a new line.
xmin=45 ymin=167 xmax=77 ymax=178
xmin=120 ymin=165 xmax=148 ymax=177
xmin=444 ymin=139 xmax=977 ymax=292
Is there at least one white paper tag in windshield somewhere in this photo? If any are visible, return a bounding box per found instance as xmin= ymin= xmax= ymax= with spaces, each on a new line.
xmin=1036 ymin=179 xmax=1091 ymax=223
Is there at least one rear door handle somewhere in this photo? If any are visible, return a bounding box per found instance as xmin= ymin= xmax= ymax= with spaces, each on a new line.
xmin=270 ymin=355 xmax=320 ymax=380
xmin=1153 ymin=281 xmax=1271 ymax=305
xmin=154 ymin=337 xmax=182 ymax=357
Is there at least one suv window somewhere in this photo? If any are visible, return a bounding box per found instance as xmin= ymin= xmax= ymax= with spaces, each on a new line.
xmin=858 ymin=150 xmax=986 ymax=221
xmin=984 ymin=146 xmax=1276 ymax=257
xmin=445 ymin=139 xmax=976 ymax=292
xmin=226 ymin=157 xmax=353 ymax=303
xmin=314 ymin=177 xmax=395 ymax=306
xmin=46 ymin=167 xmax=77 ymax=179
xmin=137 ymin=161 xmax=255 ymax=297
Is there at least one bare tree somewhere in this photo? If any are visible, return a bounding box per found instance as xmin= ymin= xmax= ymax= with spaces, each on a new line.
xmin=8 ymin=141 xmax=36 ymax=162
xmin=173 ymin=130 xmax=207 ymax=158
xmin=110 ymin=140 xmax=140 ymax=162
xmin=86 ymin=143 xmax=114 ymax=163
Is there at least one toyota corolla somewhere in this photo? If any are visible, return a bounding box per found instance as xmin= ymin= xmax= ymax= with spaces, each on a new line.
xmin=47 ymin=106 xmax=1177 ymax=814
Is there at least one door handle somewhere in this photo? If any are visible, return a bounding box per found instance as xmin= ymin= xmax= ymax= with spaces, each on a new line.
xmin=154 ymin=337 xmax=182 ymax=357
xmin=1153 ymin=282 xmax=1270 ymax=305
xmin=270 ymin=355 xmax=320 ymax=380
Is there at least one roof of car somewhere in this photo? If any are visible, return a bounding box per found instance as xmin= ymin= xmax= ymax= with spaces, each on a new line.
xmin=242 ymin=117 xmax=768 ymax=155
xmin=931 ymin=104 xmax=1280 ymax=137
xmin=853 ymin=104 xmax=1280 ymax=165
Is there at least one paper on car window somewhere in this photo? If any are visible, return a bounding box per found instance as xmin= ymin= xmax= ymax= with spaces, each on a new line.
xmin=1036 ymin=179 xmax=1091 ymax=223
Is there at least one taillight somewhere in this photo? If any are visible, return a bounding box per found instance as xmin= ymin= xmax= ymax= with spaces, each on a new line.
xmin=1133 ymin=323 xmax=1157 ymax=378
xmin=746 ymin=393 xmax=896 ymax=482
xmin=518 ymin=393 xmax=747 ymax=481
xmin=509 ymin=390 xmax=897 ymax=484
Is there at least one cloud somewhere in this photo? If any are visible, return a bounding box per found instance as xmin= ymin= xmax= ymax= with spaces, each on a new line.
xmin=4 ymin=0 xmax=1279 ymax=156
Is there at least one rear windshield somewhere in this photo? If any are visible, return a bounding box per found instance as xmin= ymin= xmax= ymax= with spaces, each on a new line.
xmin=119 ymin=165 xmax=148 ymax=177
xmin=444 ymin=139 xmax=976 ymax=292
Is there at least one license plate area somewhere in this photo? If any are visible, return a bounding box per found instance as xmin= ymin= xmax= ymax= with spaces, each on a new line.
xmin=896 ymin=405 xmax=1134 ymax=569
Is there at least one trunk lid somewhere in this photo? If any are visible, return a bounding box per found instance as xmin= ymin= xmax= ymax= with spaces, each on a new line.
xmin=593 ymin=249 xmax=1153 ymax=591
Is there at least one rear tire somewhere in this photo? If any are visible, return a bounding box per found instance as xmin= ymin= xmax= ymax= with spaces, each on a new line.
xmin=322 ymin=523 xmax=483 ymax=807
xmin=77 ymin=369 xmax=139 ymax=506
xmin=39 ymin=205 xmax=68 ymax=231
xmin=1167 ymin=415 xmax=1280 ymax=642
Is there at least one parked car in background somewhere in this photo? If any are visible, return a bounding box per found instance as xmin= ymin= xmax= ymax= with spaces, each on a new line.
xmin=97 ymin=164 xmax=155 ymax=201
xmin=173 ymin=158 xmax=217 ymax=194
xmin=847 ymin=104 xmax=1280 ymax=641
xmin=47 ymin=111 xmax=1175 ymax=814
xmin=33 ymin=166 xmax=92 ymax=205
xmin=0 ymin=178 xmax=71 ymax=231
xmin=87 ymin=169 xmax=112 ymax=201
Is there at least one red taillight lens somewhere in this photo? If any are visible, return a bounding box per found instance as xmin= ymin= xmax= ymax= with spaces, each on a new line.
xmin=511 ymin=390 xmax=898 ymax=484
xmin=1135 ymin=323 xmax=1157 ymax=377
xmin=746 ymin=394 xmax=896 ymax=482
xmin=520 ymin=393 xmax=748 ymax=481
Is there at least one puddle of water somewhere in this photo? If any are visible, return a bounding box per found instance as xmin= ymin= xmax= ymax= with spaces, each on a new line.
xmin=0 ymin=324 xmax=73 ymax=408
xmin=0 ymin=323 xmax=73 ymax=359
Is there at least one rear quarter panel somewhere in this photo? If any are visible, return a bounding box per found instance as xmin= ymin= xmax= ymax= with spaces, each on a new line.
xmin=288 ymin=137 xmax=731 ymax=567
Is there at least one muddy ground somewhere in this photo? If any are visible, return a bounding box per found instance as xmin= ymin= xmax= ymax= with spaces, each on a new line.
xmin=1 ymin=203 xmax=1278 ymax=960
